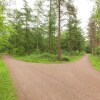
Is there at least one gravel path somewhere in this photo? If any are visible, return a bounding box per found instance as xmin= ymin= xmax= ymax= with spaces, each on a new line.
xmin=3 ymin=55 xmax=100 ymax=100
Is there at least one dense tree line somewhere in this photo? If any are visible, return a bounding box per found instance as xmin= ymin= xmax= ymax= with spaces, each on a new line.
xmin=0 ymin=0 xmax=85 ymax=60
xmin=88 ymin=0 xmax=100 ymax=55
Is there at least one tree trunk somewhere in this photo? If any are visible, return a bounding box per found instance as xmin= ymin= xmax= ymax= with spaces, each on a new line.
xmin=49 ymin=0 xmax=52 ymax=53
xmin=58 ymin=0 xmax=62 ymax=60
xmin=36 ymin=17 xmax=39 ymax=51
xmin=25 ymin=18 xmax=28 ymax=54
xmin=15 ymin=25 xmax=18 ymax=55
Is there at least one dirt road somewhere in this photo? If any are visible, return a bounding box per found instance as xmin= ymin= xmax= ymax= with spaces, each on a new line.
xmin=3 ymin=55 xmax=100 ymax=100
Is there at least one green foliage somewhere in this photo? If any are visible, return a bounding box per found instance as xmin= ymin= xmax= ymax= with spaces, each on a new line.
xmin=94 ymin=0 xmax=100 ymax=21
xmin=14 ymin=52 xmax=84 ymax=63
xmin=15 ymin=53 xmax=58 ymax=63
xmin=64 ymin=0 xmax=85 ymax=53
xmin=68 ymin=51 xmax=86 ymax=56
xmin=0 ymin=58 xmax=17 ymax=100
xmin=88 ymin=0 xmax=100 ymax=55
xmin=69 ymin=56 xmax=83 ymax=62
xmin=89 ymin=55 xmax=100 ymax=70
xmin=12 ymin=47 xmax=25 ymax=55
xmin=0 ymin=0 xmax=86 ymax=60
xmin=95 ymin=46 xmax=100 ymax=56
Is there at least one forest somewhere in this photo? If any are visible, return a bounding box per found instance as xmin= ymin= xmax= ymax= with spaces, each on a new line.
xmin=0 ymin=0 xmax=100 ymax=100
xmin=0 ymin=0 xmax=100 ymax=62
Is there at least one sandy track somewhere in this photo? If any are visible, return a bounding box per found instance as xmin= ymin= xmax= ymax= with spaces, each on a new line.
xmin=3 ymin=55 xmax=100 ymax=100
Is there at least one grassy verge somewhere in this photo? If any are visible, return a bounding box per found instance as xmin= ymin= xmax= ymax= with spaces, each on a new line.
xmin=89 ymin=55 xmax=100 ymax=70
xmin=69 ymin=56 xmax=83 ymax=62
xmin=14 ymin=53 xmax=83 ymax=64
xmin=0 ymin=58 xmax=17 ymax=100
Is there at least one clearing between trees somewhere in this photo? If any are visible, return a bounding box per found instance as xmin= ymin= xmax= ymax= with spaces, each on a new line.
xmin=3 ymin=55 xmax=100 ymax=100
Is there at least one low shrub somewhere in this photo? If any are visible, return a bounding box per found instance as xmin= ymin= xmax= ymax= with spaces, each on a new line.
xmin=62 ymin=56 xmax=70 ymax=61
xmin=95 ymin=46 xmax=100 ymax=56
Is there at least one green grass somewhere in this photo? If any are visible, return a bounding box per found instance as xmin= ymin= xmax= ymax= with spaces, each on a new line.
xmin=14 ymin=53 xmax=83 ymax=64
xmin=69 ymin=56 xmax=83 ymax=62
xmin=89 ymin=55 xmax=100 ymax=70
xmin=0 ymin=58 xmax=17 ymax=100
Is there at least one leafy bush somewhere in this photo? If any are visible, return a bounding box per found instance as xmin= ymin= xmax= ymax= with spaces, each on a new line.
xmin=79 ymin=51 xmax=86 ymax=55
xmin=31 ymin=52 xmax=57 ymax=61
xmin=95 ymin=46 xmax=100 ymax=56
xmin=62 ymin=56 xmax=70 ymax=61
xmin=67 ymin=51 xmax=85 ymax=56
xmin=12 ymin=47 xmax=25 ymax=55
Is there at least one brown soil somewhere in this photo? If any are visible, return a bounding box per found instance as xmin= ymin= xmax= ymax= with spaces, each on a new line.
xmin=3 ymin=55 xmax=100 ymax=100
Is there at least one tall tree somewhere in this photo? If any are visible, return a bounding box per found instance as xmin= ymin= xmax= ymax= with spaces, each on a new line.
xmin=48 ymin=0 xmax=57 ymax=53
xmin=88 ymin=16 xmax=96 ymax=54
xmin=32 ymin=0 xmax=44 ymax=51
xmin=87 ymin=0 xmax=100 ymax=55
xmin=22 ymin=0 xmax=32 ymax=54
xmin=57 ymin=0 xmax=62 ymax=60
xmin=66 ymin=0 xmax=85 ymax=53
xmin=48 ymin=0 xmax=52 ymax=52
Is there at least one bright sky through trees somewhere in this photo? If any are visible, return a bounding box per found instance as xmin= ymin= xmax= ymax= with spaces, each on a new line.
xmin=11 ymin=0 xmax=94 ymax=32
xmin=74 ymin=0 xmax=94 ymax=32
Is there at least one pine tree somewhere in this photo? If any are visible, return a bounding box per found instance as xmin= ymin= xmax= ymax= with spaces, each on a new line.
xmin=66 ymin=0 xmax=85 ymax=53
xmin=22 ymin=0 xmax=32 ymax=54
